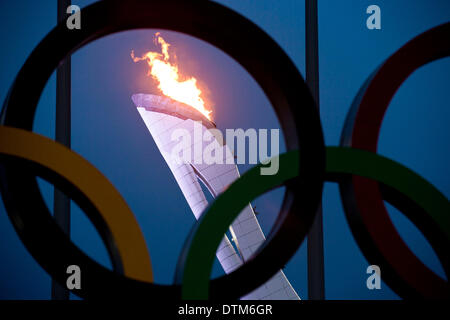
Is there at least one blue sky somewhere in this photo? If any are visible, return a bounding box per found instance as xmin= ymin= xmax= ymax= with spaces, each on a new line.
xmin=0 ymin=0 xmax=448 ymax=299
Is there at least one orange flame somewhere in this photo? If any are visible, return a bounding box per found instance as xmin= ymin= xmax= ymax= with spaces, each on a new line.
xmin=131 ymin=33 xmax=212 ymax=120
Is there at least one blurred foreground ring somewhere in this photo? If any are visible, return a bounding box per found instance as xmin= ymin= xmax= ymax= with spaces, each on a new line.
xmin=180 ymin=147 xmax=450 ymax=299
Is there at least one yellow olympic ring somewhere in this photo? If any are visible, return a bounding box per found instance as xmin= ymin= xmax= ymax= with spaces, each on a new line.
xmin=0 ymin=125 xmax=153 ymax=283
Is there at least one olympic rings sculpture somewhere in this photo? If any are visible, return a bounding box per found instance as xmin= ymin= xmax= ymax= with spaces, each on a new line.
xmin=0 ymin=0 xmax=448 ymax=300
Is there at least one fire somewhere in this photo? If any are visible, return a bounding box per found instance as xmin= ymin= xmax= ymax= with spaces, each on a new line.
xmin=131 ymin=33 xmax=212 ymax=120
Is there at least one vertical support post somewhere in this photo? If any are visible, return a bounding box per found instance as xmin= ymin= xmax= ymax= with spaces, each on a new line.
xmin=306 ymin=0 xmax=325 ymax=300
xmin=52 ymin=0 xmax=71 ymax=301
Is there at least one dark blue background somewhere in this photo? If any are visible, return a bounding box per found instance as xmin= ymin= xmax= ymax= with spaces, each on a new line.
xmin=0 ymin=0 xmax=448 ymax=299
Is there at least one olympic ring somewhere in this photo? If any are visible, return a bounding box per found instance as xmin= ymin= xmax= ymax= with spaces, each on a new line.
xmin=340 ymin=22 xmax=450 ymax=299
xmin=180 ymin=147 xmax=450 ymax=299
xmin=1 ymin=0 xmax=447 ymax=300
xmin=0 ymin=0 xmax=324 ymax=299
xmin=0 ymin=126 xmax=153 ymax=284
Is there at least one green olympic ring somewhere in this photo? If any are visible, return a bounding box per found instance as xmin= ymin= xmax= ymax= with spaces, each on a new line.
xmin=179 ymin=146 xmax=450 ymax=299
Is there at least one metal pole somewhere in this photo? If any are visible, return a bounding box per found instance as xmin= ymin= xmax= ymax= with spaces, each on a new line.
xmin=305 ymin=0 xmax=325 ymax=300
xmin=51 ymin=0 xmax=71 ymax=300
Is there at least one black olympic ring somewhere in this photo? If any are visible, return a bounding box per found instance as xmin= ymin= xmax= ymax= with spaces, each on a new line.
xmin=0 ymin=0 xmax=325 ymax=299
